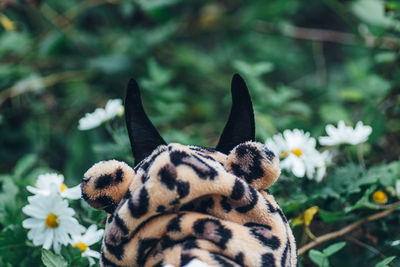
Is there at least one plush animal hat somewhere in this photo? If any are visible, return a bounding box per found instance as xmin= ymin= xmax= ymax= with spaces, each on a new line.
xmin=81 ymin=74 xmax=297 ymax=267
xmin=125 ymin=74 xmax=255 ymax=165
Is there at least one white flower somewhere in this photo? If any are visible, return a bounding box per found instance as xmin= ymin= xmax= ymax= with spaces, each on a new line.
xmin=22 ymin=192 xmax=85 ymax=253
xmin=396 ymin=180 xmax=400 ymax=199
xmin=27 ymin=173 xmax=81 ymax=200
xmin=70 ymin=225 xmax=104 ymax=265
xmin=78 ymin=99 xmax=124 ymax=130
xmin=392 ymin=240 xmax=400 ymax=246
xmin=307 ymin=150 xmax=332 ymax=182
xmin=266 ymin=129 xmax=329 ymax=181
xmin=319 ymin=120 xmax=372 ymax=146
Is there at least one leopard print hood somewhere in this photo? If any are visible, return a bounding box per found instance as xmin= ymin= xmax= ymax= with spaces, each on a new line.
xmin=81 ymin=75 xmax=297 ymax=267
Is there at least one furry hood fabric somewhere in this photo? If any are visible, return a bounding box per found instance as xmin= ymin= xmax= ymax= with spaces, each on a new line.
xmin=81 ymin=74 xmax=297 ymax=267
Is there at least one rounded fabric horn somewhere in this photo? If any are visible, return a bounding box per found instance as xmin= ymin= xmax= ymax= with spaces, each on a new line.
xmin=216 ymin=74 xmax=255 ymax=154
xmin=125 ymin=78 xmax=166 ymax=165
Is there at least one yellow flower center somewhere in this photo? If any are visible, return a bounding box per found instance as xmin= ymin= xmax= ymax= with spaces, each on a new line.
xmin=73 ymin=242 xmax=88 ymax=252
xmin=60 ymin=183 xmax=68 ymax=192
xmin=45 ymin=213 xmax=59 ymax=228
xmin=281 ymin=149 xmax=303 ymax=159
xmin=117 ymin=106 xmax=125 ymax=116
xmin=372 ymin=190 xmax=387 ymax=204
xmin=290 ymin=148 xmax=303 ymax=157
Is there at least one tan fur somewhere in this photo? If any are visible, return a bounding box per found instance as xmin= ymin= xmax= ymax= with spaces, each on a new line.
xmin=82 ymin=160 xmax=134 ymax=211
xmin=82 ymin=142 xmax=297 ymax=267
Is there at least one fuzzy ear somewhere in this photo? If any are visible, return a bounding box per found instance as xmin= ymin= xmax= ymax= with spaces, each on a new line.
xmin=125 ymin=78 xmax=166 ymax=165
xmin=224 ymin=142 xmax=280 ymax=189
xmin=216 ymin=74 xmax=255 ymax=154
xmin=81 ymin=160 xmax=134 ymax=213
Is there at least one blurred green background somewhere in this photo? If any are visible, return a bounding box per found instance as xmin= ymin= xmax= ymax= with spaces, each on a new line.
xmin=1 ymin=0 xmax=400 ymax=266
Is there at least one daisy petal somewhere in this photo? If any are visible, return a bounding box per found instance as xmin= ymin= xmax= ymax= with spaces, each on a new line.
xmin=62 ymin=184 xmax=82 ymax=199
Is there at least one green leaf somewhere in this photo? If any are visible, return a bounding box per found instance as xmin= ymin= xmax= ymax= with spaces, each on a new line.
xmin=284 ymin=101 xmax=312 ymax=118
xmin=141 ymin=58 xmax=173 ymax=89
xmin=321 ymin=163 xmax=364 ymax=198
xmin=88 ymin=55 xmax=131 ymax=75
xmin=309 ymin=249 xmax=329 ymax=267
xmin=375 ymin=256 xmax=396 ymax=267
xmin=339 ymin=89 xmax=364 ymax=102
xmin=319 ymin=104 xmax=350 ymax=123
xmin=60 ymin=245 xmax=86 ymax=265
xmin=13 ymin=154 xmax=37 ymax=178
xmin=359 ymin=160 xmax=400 ymax=188
xmin=375 ymin=52 xmax=397 ymax=63
xmin=318 ymin=210 xmax=356 ymax=223
xmin=41 ymin=249 xmax=68 ymax=267
xmin=0 ymin=31 xmax=31 ymax=57
xmin=352 ymin=0 xmax=396 ymax=28
xmin=385 ymin=1 xmax=400 ymax=11
xmin=120 ymin=2 xmax=136 ymax=17
xmin=322 ymin=242 xmax=346 ymax=256
xmin=38 ymin=31 xmax=66 ymax=56
xmin=345 ymin=186 xmax=377 ymax=212
xmin=268 ymin=85 xmax=301 ymax=106
xmin=233 ymin=60 xmax=274 ymax=77
xmin=0 ymin=225 xmax=33 ymax=265
xmin=368 ymin=110 xmax=386 ymax=143
xmin=0 ymin=179 xmax=19 ymax=225
xmin=137 ymin=0 xmax=180 ymax=11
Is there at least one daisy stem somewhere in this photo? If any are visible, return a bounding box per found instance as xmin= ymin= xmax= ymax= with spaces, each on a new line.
xmin=104 ymin=122 xmax=113 ymax=137
xmin=344 ymin=146 xmax=353 ymax=164
xmin=105 ymin=122 xmax=119 ymax=145
xmin=357 ymin=143 xmax=365 ymax=169
xmin=105 ymin=122 xmax=125 ymax=148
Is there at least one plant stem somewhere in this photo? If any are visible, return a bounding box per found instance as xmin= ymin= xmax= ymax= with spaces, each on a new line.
xmin=298 ymin=204 xmax=400 ymax=255
xmin=357 ymin=143 xmax=365 ymax=169
xmin=0 ymin=71 xmax=85 ymax=105
xmin=253 ymin=21 xmax=400 ymax=50
xmin=346 ymin=236 xmax=396 ymax=267
xmin=305 ymin=226 xmax=317 ymax=240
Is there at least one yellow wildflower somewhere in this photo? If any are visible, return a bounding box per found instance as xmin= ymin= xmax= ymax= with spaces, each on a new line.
xmin=372 ymin=190 xmax=387 ymax=204
xmin=291 ymin=206 xmax=319 ymax=227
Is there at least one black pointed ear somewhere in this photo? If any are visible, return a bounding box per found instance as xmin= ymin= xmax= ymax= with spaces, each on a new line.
xmin=216 ymin=74 xmax=255 ymax=154
xmin=125 ymin=78 xmax=166 ymax=165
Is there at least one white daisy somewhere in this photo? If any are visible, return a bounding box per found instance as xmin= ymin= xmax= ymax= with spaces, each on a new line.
xmin=306 ymin=150 xmax=332 ymax=182
xmin=392 ymin=240 xmax=400 ymax=246
xmin=70 ymin=225 xmax=104 ymax=266
xmin=396 ymin=180 xmax=400 ymax=199
xmin=319 ymin=120 xmax=372 ymax=146
xmin=78 ymin=99 xmax=124 ymax=130
xmin=266 ymin=129 xmax=329 ymax=181
xmin=22 ymin=192 xmax=85 ymax=253
xmin=27 ymin=173 xmax=81 ymax=200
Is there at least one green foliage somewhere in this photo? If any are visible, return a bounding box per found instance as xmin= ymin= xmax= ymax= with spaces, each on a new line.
xmin=1 ymin=0 xmax=400 ymax=266
xmin=59 ymin=245 xmax=90 ymax=266
xmin=309 ymin=242 xmax=346 ymax=267
xmin=42 ymin=249 xmax=68 ymax=267
xmin=375 ymin=256 xmax=396 ymax=267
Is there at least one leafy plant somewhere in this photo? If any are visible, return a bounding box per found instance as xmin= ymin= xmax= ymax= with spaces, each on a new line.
xmin=1 ymin=0 xmax=400 ymax=266
xmin=308 ymin=242 xmax=346 ymax=267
